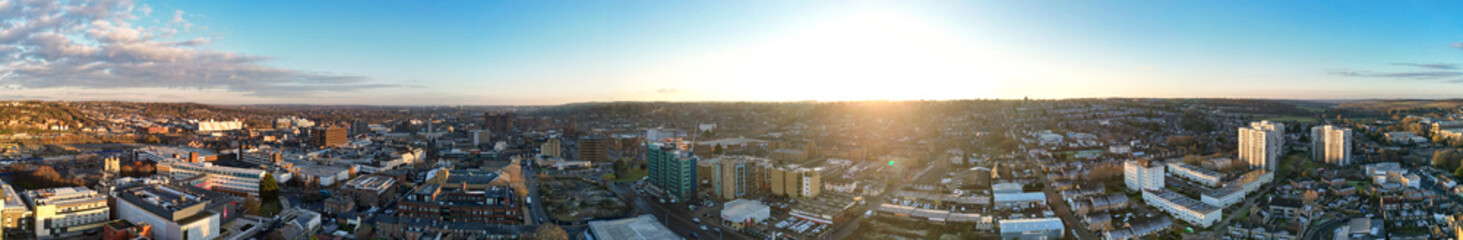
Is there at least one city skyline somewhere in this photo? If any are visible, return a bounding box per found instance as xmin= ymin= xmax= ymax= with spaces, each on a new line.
xmin=3 ymin=1 xmax=1463 ymax=105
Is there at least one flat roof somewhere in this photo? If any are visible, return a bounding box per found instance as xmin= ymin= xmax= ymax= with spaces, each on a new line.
xmin=993 ymin=192 xmax=1046 ymax=203
xmin=999 ymin=218 xmax=1064 ymax=232
xmin=588 ymin=215 xmax=679 ymax=240
xmin=1147 ymin=190 xmax=1220 ymax=213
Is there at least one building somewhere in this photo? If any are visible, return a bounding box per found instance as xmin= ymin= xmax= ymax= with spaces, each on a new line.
xmin=105 ymin=157 xmax=121 ymax=175
xmin=278 ymin=207 xmax=322 ymax=240
xmin=398 ymin=170 xmax=521 ymax=224
xmin=1104 ymin=216 xmax=1172 ymax=240
xmin=769 ymin=165 xmax=822 ymax=199
xmin=993 ymin=192 xmax=1047 ymax=211
xmin=789 ymin=193 xmax=858 ymax=226
xmin=1201 ymin=169 xmax=1273 ymax=208
xmin=193 ymin=119 xmax=243 ymax=132
xmin=1167 ymin=162 xmax=1222 ymax=187
xmin=1238 ymin=121 xmax=1285 ymax=170
xmin=341 ymin=175 xmax=398 ymax=207
xmin=1312 ymin=125 xmax=1353 ymax=166
xmin=1123 ymin=160 xmax=1165 ymax=191
xmin=159 ymin=161 xmax=269 ymax=198
xmin=1385 ymin=131 xmax=1426 ymax=144
xmin=114 ymin=185 xmax=222 ymax=240
xmin=999 ymin=218 xmax=1064 ymax=240
xmin=720 ymin=199 xmax=770 ymax=230
xmin=471 ymin=130 xmax=492 ymax=147
xmin=541 ymin=138 xmax=562 ymax=158
xmin=310 ymin=127 xmax=348 ymax=148
xmin=1 ymin=180 xmax=29 ymax=237
xmin=101 ymin=220 xmax=152 ymax=240
xmin=24 ymin=187 xmax=110 ymax=239
xmin=710 ymin=156 xmax=771 ymax=200
xmin=1142 ymin=190 xmax=1221 ymax=227
xmin=579 ymin=136 xmax=610 ymax=162
xmin=647 ymin=143 xmax=698 ymax=202
xmin=585 ymin=215 xmax=678 ymax=240
xmin=374 ymin=215 xmax=525 ymax=239
xmin=483 ymin=112 xmax=514 ymax=134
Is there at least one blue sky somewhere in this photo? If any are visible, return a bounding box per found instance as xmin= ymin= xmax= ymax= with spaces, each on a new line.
xmin=2 ymin=0 xmax=1462 ymax=105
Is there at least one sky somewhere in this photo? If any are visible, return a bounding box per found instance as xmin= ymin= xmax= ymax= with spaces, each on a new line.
xmin=2 ymin=0 xmax=1463 ymax=105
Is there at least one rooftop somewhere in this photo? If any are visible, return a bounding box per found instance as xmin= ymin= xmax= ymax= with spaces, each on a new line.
xmin=999 ymin=218 xmax=1064 ymax=233
xmin=115 ymin=185 xmax=216 ymax=223
xmin=344 ymin=175 xmax=397 ymax=193
xmin=588 ymin=215 xmax=679 ymax=240
xmin=1147 ymin=190 xmax=1220 ymax=213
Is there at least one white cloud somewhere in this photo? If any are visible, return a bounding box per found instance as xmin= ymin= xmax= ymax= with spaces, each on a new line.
xmin=0 ymin=0 xmax=390 ymax=97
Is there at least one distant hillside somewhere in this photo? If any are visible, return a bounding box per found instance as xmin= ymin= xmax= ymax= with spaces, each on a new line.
xmin=1336 ymin=99 xmax=1463 ymax=112
xmin=0 ymin=101 xmax=98 ymax=134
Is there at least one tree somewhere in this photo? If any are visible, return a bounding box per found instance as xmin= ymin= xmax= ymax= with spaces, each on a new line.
xmin=1436 ymin=149 xmax=1463 ymax=171
xmin=1455 ymin=165 xmax=1463 ymax=178
xmin=534 ymin=224 xmax=568 ymax=240
xmin=261 ymin=173 xmax=280 ymax=202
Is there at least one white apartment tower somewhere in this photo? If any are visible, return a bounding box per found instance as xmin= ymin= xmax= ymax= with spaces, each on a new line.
xmin=1311 ymin=125 xmax=1353 ymax=166
xmin=1124 ymin=160 xmax=1165 ymax=191
xmin=1238 ymin=121 xmax=1285 ymax=170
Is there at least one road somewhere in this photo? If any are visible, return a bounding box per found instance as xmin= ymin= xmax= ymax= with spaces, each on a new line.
xmin=610 ymin=181 xmax=754 ymax=240
xmin=1043 ymin=187 xmax=1098 ymax=240
xmin=523 ymin=160 xmax=551 ymax=225
xmin=1301 ymin=216 xmax=1348 ymax=240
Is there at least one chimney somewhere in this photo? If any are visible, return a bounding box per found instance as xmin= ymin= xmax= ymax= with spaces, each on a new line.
xmin=188 ymin=152 xmax=199 ymax=163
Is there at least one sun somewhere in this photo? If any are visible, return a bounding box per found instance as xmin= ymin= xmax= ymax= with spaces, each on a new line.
xmin=641 ymin=7 xmax=1039 ymax=102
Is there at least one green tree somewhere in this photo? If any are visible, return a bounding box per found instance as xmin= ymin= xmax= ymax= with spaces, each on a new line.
xmin=1455 ymin=165 xmax=1463 ymax=178
xmin=260 ymin=173 xmax=280 ymax=202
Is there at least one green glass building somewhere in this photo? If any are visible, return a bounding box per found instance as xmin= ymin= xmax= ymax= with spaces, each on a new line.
xmin=647 ymin=142 xmax=697 ymax=202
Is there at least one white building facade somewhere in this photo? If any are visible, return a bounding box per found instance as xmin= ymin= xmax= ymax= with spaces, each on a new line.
xmin=1124 ymin=160 xmax=1165 ymax=191
xmin=1238 ymin=121 xmax=1285 ymax=170
xmin=160 ymin=161 xmax=267 ymax=197
xmin=23 ymin=187 xmax=110 ymax=239
xmin=1311 ymin=125 xmax=1353 ymax=166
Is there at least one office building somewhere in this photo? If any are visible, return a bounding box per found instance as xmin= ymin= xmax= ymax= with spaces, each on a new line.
xmin=1142 ymin=190 xmax=1221 ymax=227
xmin=310 ymin=127 xmax=348 ymax=148
xmin=114 ymin=185 xmax=223 ymax=240
xmin=1123 ymin=160 xmax=1165 ymax=191
xmin=1238 ymin=121 xmax=1285 ymax=170
xmin=158 ymin=161 xmax=269 ymax=197
xmin=647 ymin=143 xmax=698 ymax=202
xmin=1311 ymin=125 xmax=1353 ymax=166
xmin=24 ymin=187 xmax=110 ymax=239
xmin=541 ymin=138 xmax=562 ymax=158
xmin=579 ymin=136 xmax=610 ymax=162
